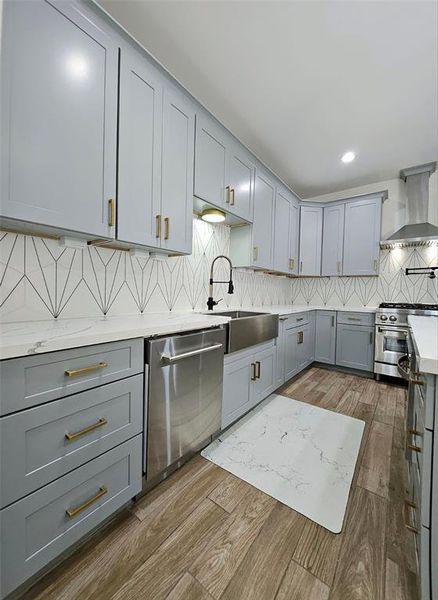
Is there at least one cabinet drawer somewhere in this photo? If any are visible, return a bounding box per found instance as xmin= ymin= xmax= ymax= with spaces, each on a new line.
xmin=0 ymin=435 xmax=142 ymax=599
xmin=337 ymin=311 xmax=374 ymax=326
xmin=283 ymin=312 xmax=309 ymax=329
xmin=0 ymin=376 xmax=143 ymax=508
xmin=0 ymin=339 xmax=143 ymax=415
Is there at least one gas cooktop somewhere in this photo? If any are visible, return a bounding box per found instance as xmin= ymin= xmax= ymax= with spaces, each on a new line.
xmin=379 ymin=302 xmax=438 ymax=310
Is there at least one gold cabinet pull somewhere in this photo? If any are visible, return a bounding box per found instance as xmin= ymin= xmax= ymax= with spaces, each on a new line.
xmin=255 ymin=360 xmax=261 ymax=379
xmin=300 ymin=261 xmax=303 ymax=272
xmin=108 ymin=199 xmax=115 ymax=227
xmin=65 ymin=417 xmax=108 ymax=441
xmin=251 ymin=362 xmax=257 ymax=381
xmin=155 ymin=215 xmax=161 ymax=239
xmin=66 ymin=486 xmax=108 ymax=518
xmin=164 ymin=217 xmax=169 ymax=240
xmin=297 ymin=331 xmax=304 ymax=344
xmin=406 ymin=428 xmax=422 ymax=453
xmin=404 ymin=499 xmax=418 ymax=534
xmin=253 ymin=246 xmax=258 ymax=261
xmin=65 ymin=361 xmax=108 ymax=377
xmin=410 ymin=376 xmax=424 ymax=386
xmin=230 ymin=187 xmax=235 ymax=206
xmin=289 ymin=258 xmax=294 ymax=270
xmin=225 ymin=185 xmax=231 ymax=204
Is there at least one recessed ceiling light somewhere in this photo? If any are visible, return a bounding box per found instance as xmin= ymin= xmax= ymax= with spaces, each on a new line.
xmin=201 ymin=208 xmax=226 ymax=223
xmin=341 ymin=151 xmax=356 ymax=163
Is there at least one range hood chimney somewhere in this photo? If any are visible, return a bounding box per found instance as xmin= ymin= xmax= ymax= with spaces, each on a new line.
xmin=384 ymin=162 xmax=437 ymax=246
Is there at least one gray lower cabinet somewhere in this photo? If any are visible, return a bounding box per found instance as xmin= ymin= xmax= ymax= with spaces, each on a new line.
xmin=0 ymin=435 xmax=142 ymax=599
xmin=0 ymin=338 xmax=143 ymax=415
xmin=222 ymin=342 xmax=276 ymax=429
xmin=315 ymin=311 xmax=336 ymax=364
xmin=0 ymin=375 xmax=143 ymax=508
xmin=1 ymin=0 xmax=118 ymax=238
xmin=336 ymin=323 xmax=374 ymax=372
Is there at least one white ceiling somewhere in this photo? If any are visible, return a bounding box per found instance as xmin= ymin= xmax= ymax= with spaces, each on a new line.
xmin=98 ymin=0 xmax=438 ymax=198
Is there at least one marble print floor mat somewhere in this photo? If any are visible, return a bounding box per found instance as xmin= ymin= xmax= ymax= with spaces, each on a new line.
xmin=202 ymin=394 xmax=365 ymax=533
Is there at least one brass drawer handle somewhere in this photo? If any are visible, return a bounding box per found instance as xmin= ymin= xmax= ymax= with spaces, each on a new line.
xmin=251 ymin=363 xmax=256 ymax=381
xmin=156 ymin=214 xmax=161 ymax=239
xmin=65 ymin=361 xmax=108 ymax=377
xmin=230 ymin=187 xmax=235 ymax=206
xmin=404 ymin=500 xmax=418 ymax=534
xmin=348 ymin=317 xmax=361 ymax=321
xmin=253 ymin=246 xmax=258 ymax=261
xmin=408 ymin=428 xmax=423 ymax=437
xmin=65 ymin=417 xmax=108 ymax=441
xmin=108 ymin=199 xmax=115 ymax=227
xmin=297 ymin=331 xmax=304 ymax=344
xmin=406 ymin=429 xmax=422 ymax=453
xmin=164 ymin=217 xmax=169 ymax=240
xmin=289 ymin=258 xmax=294 ymax=270
xmin=66 ymin=486 xmax=108 ymax=518
xmin=225 ymin=185 xmax=231 ymax=204
xmin=255 ymin=360 xmax=261 ymax=379
xmin=410 ymin=377 xmax=424 ymax=386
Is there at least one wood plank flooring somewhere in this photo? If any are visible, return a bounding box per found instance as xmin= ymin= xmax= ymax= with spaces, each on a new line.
xmin=24 ymin=367 xmax=417 ymax=600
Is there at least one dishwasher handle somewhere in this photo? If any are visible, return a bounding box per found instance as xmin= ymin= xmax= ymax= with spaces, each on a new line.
xmin=161 ymin=343 xmax=223 ymax=364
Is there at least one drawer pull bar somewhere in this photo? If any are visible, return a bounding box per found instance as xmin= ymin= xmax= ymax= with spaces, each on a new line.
xmin=348 ymin=317 xmax=361 ymax=321
xmin=251 ymin=362 xmax=256 ymax=381
xmin=410 ymin=376 xmax=424 ymax=386
xmin=66 ymin=486 xmax=108 ymax=518
xmin=255 ymin=360 xmax=261 ymax=379
xmin=404 ymin=499 xmax=418 ymax=534
xmin=65 ymin=362 xmax=108 ymax=377
xmin=65 ymin=417 xmax=108 ymax=441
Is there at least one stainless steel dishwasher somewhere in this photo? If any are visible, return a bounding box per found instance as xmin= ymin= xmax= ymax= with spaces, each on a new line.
xmin=144 ymin=327 xmax=226 ymax=481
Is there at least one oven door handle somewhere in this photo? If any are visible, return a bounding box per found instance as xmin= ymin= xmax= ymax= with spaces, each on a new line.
xmin=377 ymin=327 xmax=408 ymax=335
xmin=397 ymin=354 xmax=410 ymax=381
xmin=161 ymin=343 xmax=223 ymax=364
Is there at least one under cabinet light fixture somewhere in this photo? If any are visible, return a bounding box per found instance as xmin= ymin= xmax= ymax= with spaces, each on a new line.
xmin=201 ymin=208 xmax=226 ymax=223
xmin=341 ymin=151 xmax=356 ymax=163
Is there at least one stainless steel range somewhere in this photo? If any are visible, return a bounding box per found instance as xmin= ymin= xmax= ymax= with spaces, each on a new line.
xmin=374 ymin=302 xmax=438 ymax=378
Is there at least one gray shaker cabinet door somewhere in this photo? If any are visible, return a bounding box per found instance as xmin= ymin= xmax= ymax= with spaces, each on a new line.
xmin=299 ymin=206 xmax=322 ymax=276
xmin=288 ymin=199 xmax=300 ymax=275
xmin=273 ymin=188 xmax=292 ymax=273
xmin=117 ymin=46 xmax=163 ymax=247
xmin=315 ymin=311 xmax=336 ymax=364
xmin=1 ymin=0 xmax=118 ymax=238
xmin=194 ymin=114 xmax=228 ymax=208
xmin=227 ymin=142 xmax=254 ymax=222
xmin=222 ymin=355 xmax=252 ymax=429
xmin=336 ymin=324 xmax=374 ymax=371
xmin=160 ymin=86 xmax=195 ymax=254
xmin=322 ymin=204 xmax=345 ymax=276
xmin=252 ymin=169 xmax=275 ymax=270
xmin=343 ymin=197 xmax=381 ymax=276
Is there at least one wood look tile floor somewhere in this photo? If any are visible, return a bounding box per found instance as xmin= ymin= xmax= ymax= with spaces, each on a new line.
xmin=24 ymin=368 xmax=418 ymax=600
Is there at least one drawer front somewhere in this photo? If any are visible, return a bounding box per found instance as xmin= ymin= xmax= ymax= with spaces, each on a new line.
xmin=0 ymin=339 xmax=143 ymax=415
xmin=0 ymin=376 xmax=143 ymax=508
xmin=0 ymin=435 xmax=142 ymax=599
xmin=337 ymin=311 xmax=374 ymax=326
xmin=283 ymin=312 xmax=309 ymax=329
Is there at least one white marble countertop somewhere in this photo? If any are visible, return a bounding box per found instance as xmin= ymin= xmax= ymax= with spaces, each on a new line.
xmin=0 ymin=312 xmax=231 ymax=360
xmin=0 ymin=305 xmax=376 ymax=360
xmin=408 ymin=316 xmax=438 ymax=375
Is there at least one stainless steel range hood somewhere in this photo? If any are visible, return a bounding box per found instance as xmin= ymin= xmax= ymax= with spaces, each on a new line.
xmin=383 ymin=162 xmax=437 ymax=246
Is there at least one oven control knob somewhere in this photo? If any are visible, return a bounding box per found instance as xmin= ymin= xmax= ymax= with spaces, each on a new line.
xmin=380 ymin=315 xmax=388 ymax=321
xmin=389 ymin=315 xmax=397 ymax=322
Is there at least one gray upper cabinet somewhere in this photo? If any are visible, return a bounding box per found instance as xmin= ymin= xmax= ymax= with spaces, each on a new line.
xmin=274 ymin=187 xmax=299 ymax=274
xmin=1 ymin=0 xmax=118 ymax=238
xmin=227 ymin=142 xmax=254 ymax=221
xmin=315 ymin=311 xmax=336 ymax=364
xmin=299 ymin=206 xmax=323 ymax=276
xmin=118 ymin=48 xmax=163 ymax=248
xmin=343 ymin=196 xmax=382 ymax=276
xmin=194 ymin=115 xmax=228 ymax=208
xmin=322 ymin=204 xmax=345 ymax=276
xmin=160 ymin=87 xmax=195 ymax=254
xmin=251 ymin=169 xmax=275 ymax=269
xmin=118 ymin=47 xmax=195 ymax=253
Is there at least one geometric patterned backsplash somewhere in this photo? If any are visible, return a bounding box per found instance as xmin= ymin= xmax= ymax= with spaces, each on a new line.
xmin=0 ymin=218 xmax=437 ymax=322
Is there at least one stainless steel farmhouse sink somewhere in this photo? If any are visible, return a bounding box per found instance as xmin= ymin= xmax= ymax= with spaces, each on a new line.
xmin=206 ymin=310 xmax=279 ymax=353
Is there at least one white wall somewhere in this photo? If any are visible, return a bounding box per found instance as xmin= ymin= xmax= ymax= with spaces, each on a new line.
xmin=306 ymin=172 xmax=438 ymax=240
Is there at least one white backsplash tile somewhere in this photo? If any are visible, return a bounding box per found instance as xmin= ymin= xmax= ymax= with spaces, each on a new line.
xmin=0 ymin=219 xmax=437 ymax=322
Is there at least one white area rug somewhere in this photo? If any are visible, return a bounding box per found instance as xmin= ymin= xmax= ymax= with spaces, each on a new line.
xmin=202 ymin=394 xmax=365 ymax=533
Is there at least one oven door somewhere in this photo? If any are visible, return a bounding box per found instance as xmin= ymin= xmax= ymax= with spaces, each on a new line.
xmin=375 ymin=326 xmax=409 ymax=364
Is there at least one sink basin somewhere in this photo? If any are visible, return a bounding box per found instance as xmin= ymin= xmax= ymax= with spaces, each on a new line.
xmin=205 ymin=310 xmax=279 ymax=353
